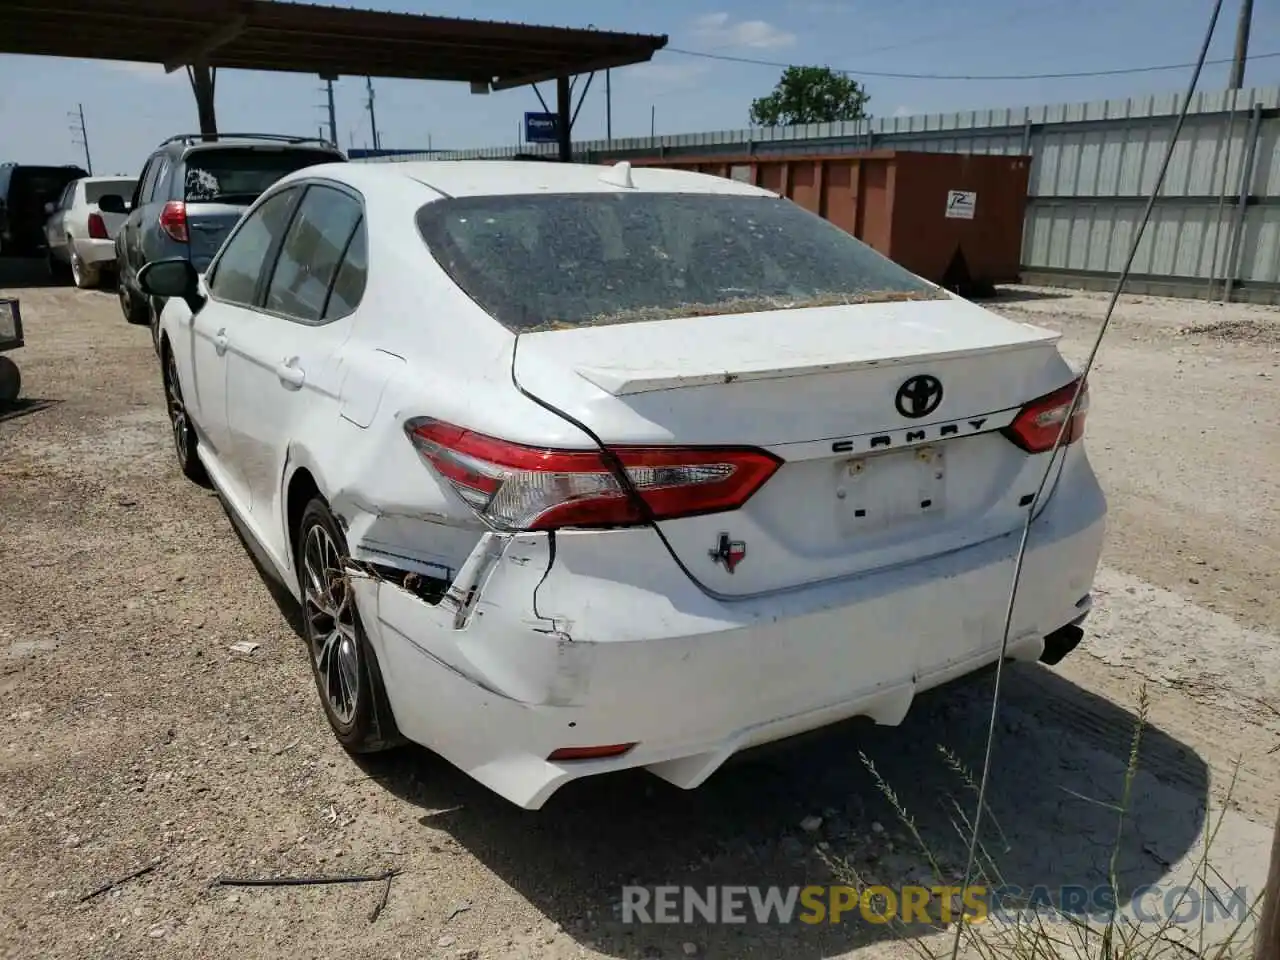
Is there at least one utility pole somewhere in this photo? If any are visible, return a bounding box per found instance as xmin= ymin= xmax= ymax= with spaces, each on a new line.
xmin=1259 ymin=806 xmax=1280 ymax=960
xmin=1228 ymin=0 xmax=1253 ymax=88
xmin=325 ymin=78 xmax=337 ymax=146
xmin=68 ymin=103 xmax=92 ymax=174
xmin=650 ymin=104 xmax=656 ymax=138
xmin=365 ymin=76 xmax=381 ymax=151
xmin=606 ymin=69 xmax=612 ymax=145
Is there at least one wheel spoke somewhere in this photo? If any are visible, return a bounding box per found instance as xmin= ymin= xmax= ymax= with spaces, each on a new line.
xmin=302 ymin=522 xmax=359 ymax=726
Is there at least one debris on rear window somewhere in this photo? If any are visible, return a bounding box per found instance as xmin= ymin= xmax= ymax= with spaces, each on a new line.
xmin=417 ymin=192 xmax=946 ymax=333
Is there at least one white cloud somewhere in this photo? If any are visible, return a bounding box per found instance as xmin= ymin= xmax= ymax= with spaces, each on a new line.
xmin=893 ymin=106 xmax=917 ymax=118
xmin=692 ymin=12 xmax=796 ymax=49
xmin=634 ymin=60 xmax=713 ymax=93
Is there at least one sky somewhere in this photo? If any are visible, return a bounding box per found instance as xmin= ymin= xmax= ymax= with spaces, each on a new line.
xmin=2 ymin=0 xmax=1278 ymax=176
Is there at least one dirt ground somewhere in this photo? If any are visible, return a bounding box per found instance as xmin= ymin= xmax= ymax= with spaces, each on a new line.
xmin=1 ymin=265 xmax=1279 ymax=960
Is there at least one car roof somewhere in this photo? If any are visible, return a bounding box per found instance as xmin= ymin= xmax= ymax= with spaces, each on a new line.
xmin=282 ymin=160 xmax=777 ymax=202
xmin=80 ymin=175 xmax=136 ymax=184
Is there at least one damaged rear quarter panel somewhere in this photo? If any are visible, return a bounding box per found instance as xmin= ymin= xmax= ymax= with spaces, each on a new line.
xmin=361 ymin=530 xmax=600 ymax=707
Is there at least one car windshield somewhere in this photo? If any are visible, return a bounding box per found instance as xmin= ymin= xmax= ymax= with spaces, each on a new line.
xmin=416 ymin=192 xmax=945 ymax=333
xmin=183 ymin=149 xmax=340 ymax=203
xmin=84 ymin=179 xmax=136 ymax=204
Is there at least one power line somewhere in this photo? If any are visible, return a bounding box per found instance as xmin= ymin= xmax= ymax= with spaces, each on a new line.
xmin=662 ymin=45 xmax=1280 ymax=81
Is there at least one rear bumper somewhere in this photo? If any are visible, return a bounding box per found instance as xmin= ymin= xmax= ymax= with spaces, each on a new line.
xmin=350 ymin=450 xmax=1107 ymax=810
xmin=74 ymin=238 xmax=117 ymax=266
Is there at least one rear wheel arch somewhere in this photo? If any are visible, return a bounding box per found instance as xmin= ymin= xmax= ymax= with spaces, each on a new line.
xmin=286 ymin=466 xmax=323 ymax=560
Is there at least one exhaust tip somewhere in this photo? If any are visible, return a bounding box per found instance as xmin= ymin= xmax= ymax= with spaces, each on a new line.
xmin=1039 ymin=624 xmax=1084 ymax=666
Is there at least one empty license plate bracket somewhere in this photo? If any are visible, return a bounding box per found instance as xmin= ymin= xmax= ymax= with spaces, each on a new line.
xmin=837 ymin=446 xmax=946 ymax=534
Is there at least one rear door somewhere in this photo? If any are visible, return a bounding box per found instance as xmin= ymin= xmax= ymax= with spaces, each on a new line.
xmin=179 ymin=185 xmax=305 ymax=510
xmin=121 ymin=156 xmax=158 ymax=284
xmin=223 ymin=182 xmax=366 ymax=521
xmin=44 ymin=181 xmax=76 ymax=258
xmin=180 ymin=146 xmax=344 ymax=272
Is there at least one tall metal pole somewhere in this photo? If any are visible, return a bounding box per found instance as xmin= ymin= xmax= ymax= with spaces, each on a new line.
xmin=606 ymin=69 xmax=612 ymax=145
xmin=365 ymin=76 xmax=381 ymax=151
xmin=556 ymin=74 xmax=572 ymax=162
xmin=1258 ymin=806 xmax=1280 ymax=960
xmin=326 ymin=78 xmax=338 ymax=147
xmin=650 ymin=104 xmax=656 ymax=138
xmin=189 ymin=62 xmax=218 ymax=140
xmin=75 ymin=103 xmax=92 ymax=174
xmin=1228 ymin=0 xmax=1253 ymax=89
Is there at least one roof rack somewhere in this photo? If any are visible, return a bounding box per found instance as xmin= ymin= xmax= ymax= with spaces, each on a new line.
xmin=157 ymin=133 xmax=338 ymax=148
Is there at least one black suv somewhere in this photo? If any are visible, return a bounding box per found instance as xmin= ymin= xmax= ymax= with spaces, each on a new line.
xmin=101 ymin=134 xmax=345 ymax=345
xmin=0 ymin=162 xmax=90 ymax=257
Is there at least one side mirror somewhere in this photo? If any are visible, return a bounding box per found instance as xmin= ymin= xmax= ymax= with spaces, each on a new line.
xmin=44 ymin=201 xmax=56 ymax=215
xmin=137 ymin=259 xmax=205 ymax=314
xmin=96 ymin=194 xmax=127 ymax=214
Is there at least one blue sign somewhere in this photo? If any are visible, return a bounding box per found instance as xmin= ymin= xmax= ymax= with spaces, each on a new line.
xmin=524 ymin=112 xmax=559 ymax=144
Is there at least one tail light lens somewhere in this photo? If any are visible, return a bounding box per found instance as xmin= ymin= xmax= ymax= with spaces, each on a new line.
xmin=1004 ymin=378 xmax=1089 ymax=454
xmin=159 ymin=201 xmax=188 ymax=243
xmin=405 ymin=418 xmax=782 ymax=532
xmin=87 ymin=212 xmax=108 ymax=239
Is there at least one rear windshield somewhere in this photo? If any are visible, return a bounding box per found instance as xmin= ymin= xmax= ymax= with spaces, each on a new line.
xmin=183 ymin=149 xmax=341 ymax=203
xmin=416 ymin=192 xmax=944 ymax=332
xmin=84 ymin=179 xmax=136 ymax=203
xmin=12 ymin=168 xmax=85 ymax=199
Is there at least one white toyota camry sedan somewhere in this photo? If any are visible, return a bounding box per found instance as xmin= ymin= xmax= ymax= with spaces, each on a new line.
xmin=139 ymin=159 xmax=1106 ymax=810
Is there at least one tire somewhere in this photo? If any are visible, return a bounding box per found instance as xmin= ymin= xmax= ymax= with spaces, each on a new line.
xmin=0 ymin=356 xmax=20 ymax=404
xmin=161 ymin=344 xmax=208 ymax=485
xmin=118 ymin=274 xmax=149 ymax=325
xmin=70 ymin=244 xmax=100 ymax=290
xmin=296 ymin=497 xmax=402 ymax=754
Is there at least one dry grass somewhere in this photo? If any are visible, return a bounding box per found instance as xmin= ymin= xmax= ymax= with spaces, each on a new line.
xmin=822 ymin=686 xmax=1263 ymax=960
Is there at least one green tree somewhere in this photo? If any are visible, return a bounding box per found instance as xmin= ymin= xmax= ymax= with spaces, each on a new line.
xmin=749 ymin=66 xmax=870 ymax=126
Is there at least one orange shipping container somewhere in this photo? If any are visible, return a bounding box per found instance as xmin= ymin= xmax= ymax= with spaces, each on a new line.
xmin=624 ymin=150 xmax=1031 ymax=296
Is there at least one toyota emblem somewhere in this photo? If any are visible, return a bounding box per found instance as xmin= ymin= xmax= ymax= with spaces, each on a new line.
xmin=895 ymin=375 xmax=943 ymax=419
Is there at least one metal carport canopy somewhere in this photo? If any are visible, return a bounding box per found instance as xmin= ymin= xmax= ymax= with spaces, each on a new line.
xmin=0 ymin=0 xmax=669 ymax=158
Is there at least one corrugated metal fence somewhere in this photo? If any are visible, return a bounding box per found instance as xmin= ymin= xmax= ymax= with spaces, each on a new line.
xmin=364 ymin=86 xmax=1280 ymax=303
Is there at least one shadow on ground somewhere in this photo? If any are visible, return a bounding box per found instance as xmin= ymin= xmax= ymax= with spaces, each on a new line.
xmin=356 ymin=658 xmax=1206 ymax=958
xmin=0 ymin=256 xmax=62 ymax=289
xmin=241 ymin=498 xmax=1209 ymax=959
xmin=0 ymin=398 xmax=60 ymax=423
xmin=976 ymin=287 xmax=1076 ymax=305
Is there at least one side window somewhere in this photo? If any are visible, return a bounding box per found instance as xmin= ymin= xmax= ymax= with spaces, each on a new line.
xmin=147 ymin=159 xmax=171 ymax=202
xmin=263 ymin=186 xmax=362 ymax=323
xmin=136 ymin=159 xmax=158 ymax=207
xmin=323 ymin=220 xmax=367 ymax=320
xmin=206 ymin=188 xmax=301 ymax=307
xmin=57 ymin=183 xmax=76 ymax=210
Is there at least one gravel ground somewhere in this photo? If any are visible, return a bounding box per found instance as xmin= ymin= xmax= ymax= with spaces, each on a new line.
xmin=1 ymin=267 xmax=1278 ymax=960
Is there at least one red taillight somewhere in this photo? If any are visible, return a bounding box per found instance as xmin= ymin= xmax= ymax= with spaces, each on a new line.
xmin=159 ymin=201 xmax=188 ymax=243
xmin=87 ymin=212 xmax=108 ymax=240
xmin=405 ymin=418 xmax=782 ymax=532
xmin=548 ymin=743 xmax=636 ymax=762
xmin=1004 ymin=378 xmax=1089 ymax=454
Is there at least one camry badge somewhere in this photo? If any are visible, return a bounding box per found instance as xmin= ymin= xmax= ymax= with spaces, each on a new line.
xmin=709 ymin=532 xmax=747 ymax=574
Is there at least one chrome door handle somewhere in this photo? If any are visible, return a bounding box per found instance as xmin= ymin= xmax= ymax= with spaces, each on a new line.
xmin=275 ymin=358 xmax=305 ymax=389
xmin=213 ymin=330 xmax=229 ymax=356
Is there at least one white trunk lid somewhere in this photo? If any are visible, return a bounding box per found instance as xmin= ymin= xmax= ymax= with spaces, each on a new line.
xmin=513 ymin=297 xmax=1076 ymax=596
